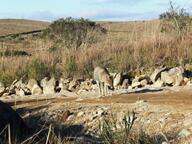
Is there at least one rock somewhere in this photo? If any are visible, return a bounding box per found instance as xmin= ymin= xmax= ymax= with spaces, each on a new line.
xmin=77 ymin=111 xmax=85 ymax=117
xmin=40 ymin=77 xmax=49 ymax=88
xmin=0 ymin=100 xmax=28 ymax=139
xmin=179 ymin=129 xmax=191 ymax=137
xmin=42 ymin=77 xmax=56 ymax=95
xmin=15 ymin=88 xmax=25 ymax=96
xmin=113 ymin=73 xmax=122 ymax=89
xmin=68 ymin=79 xmax=82 ymax=91
xmin=151 ymin=79 xmax=164 ymax=88
xmin=132 ymin=82 xmax=141 ymax=88
xmin=31 ymin=84 xmax=43 ymax=95
xmin=0 ymin=82 xmax=5 ymax=96
xmin=150 ymin=66 xmax=167 ymax=83
xmin=121 ymin=79 xmax=129 ymax=89
xmin=174 ymin=73 xmax=184 ymax=86
xmin=27 ymin=79 xmax=38 ymax=91
xmin=168 ymin=66 xmax=184 ymax=75
xmin=161 ymin=71 xmax=174 ymax=85
xmin=140 ymin=79 xmax=148 ymax=87
xmin=62 ymin=110 xmax=71 ymax=122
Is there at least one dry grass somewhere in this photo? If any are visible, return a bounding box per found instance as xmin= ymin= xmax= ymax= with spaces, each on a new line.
xmin=0 ymin=19 xmax=49 ymax=36
xmin=0 ymin=20 xmax=192 ymax=85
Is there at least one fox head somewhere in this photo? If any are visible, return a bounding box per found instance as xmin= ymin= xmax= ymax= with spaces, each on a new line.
xmin=104 ymin=75 xmax=114 ymax=90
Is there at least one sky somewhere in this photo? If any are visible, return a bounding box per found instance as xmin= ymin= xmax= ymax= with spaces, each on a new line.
xmin=0 ymin=0 xmax=191 ymax=22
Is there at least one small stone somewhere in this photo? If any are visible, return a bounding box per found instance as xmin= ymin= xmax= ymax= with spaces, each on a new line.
xmin=77 ymin=111 xmax=85 ymax=117
xmin=179 ymin=129 xmax=191 ymax=137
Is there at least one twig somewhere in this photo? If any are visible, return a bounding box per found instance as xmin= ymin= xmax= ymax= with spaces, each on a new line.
xmin=45 ymin=124 xmax=52 ymax=144
xmin=0 ymin=124 xmax=8 ymax=136
xmin=8 ymin=124 xmax=11 ymax=144
xmin=20 ymin=127 xmax=46 ymax=144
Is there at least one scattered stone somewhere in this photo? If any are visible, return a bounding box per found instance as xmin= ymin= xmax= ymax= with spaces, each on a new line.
xmin=151 ymin=79 xmax=164 ymax=88
xmin=62 ymin=110 xmax=71 ymax=122
xmin=168 ymin=66 xmax=184 ymax=76
xmin=161 ymin=71 xmax=174 ymax=85
xmin=150 ymin=66 xmax=167 ymax=83
xmin=140 ymin=79 xmax=148 ymax=87
xmin=132 ymin=82 xmax=141 ymax=88
xmin=42 ymin=77 xmax=56 ymax=95
xmin=0 ymin=82 xmax=5 ymax=96
xmin=15 ymin=88 xmax=25 ymax=96
xmin=121 ymin=79 xmax=129 ymax=89
xmin=77 ymin=111 xmax=85 ymax=117
xmin=179 ymin=129 xmax=191 ymax=137
xmin=68 ymin=79 xmax=82 ymax=91
xmin=31 ymin=84 xmax=43 ymax=95
xmin=113 ymin=72 xmax=122 ymax=89
xmin=27 ymin=79 xmax=38 ymax=91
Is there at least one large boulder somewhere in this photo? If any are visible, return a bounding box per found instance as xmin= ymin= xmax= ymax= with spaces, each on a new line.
xmin=0 ymin=100 xmax=28 ymax=140
xmin=31 ymin=84 xmax=43 ymax=95
xmin=151 ymin=79 xmax=164 ymax=88
xmin=161 ymin=71 xmax=174 ymax=85
xmin=41 ymin=77 xmax=56 ymax=95
xmin=113 ymin=73 xmax=123 ymax=90
xmin=121 ymin=79 xmax=129 ymax=89
xmin=27 ymin=79 xmax=38 ymax=91
xmin=150 ymin=66 xmax=167 ymax=83
xmin=0 ymin=82 xmax=5 ymax=96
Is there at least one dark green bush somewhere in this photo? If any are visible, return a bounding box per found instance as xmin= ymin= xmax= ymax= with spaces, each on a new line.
xmin=44 ymin=17 xmax=106 ymax=50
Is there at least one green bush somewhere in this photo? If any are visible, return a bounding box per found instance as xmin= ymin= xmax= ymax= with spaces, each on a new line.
xmin=44 ymin=17 xmax=106 ymax=50
xmin=159 ymin=1 xmax=192 ymax=34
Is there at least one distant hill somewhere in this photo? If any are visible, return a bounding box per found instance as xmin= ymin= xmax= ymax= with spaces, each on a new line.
xmin=0 ymin=19 xmax=49 ymax=36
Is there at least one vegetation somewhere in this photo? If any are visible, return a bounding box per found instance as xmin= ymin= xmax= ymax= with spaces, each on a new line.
xmin=44 ymin=17 xmax=106 ymax=50
xmin=159 ymin=1 xmax=192 ymax=34
xmin=0 ymin=4 xmax=192 ymax=84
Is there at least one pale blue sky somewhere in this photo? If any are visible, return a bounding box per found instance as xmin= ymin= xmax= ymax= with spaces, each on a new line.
xmin=0 ymin=0 xmax=191 ymax=21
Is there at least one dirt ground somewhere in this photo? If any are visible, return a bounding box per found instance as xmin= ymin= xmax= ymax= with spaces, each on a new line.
xmin=1 ymin=87 xmax=192 ymax=143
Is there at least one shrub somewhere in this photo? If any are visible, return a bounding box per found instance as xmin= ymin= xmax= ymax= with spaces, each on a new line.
xmin=159 ymin=1 xmax=192 ymax=34
xmin=44 ymin=17 xmax=106 ymax=50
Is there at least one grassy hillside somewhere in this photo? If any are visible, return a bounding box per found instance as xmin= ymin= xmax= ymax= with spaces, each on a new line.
xmin=0 ymin=19 xmax=49 ymax=36
xmin=0 ymin=18 xmax=192 ymax=85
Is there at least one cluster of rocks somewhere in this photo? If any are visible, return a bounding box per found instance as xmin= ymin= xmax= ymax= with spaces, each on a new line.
xmin=1 ymin=65 xmax=192 ymax=97
xmin=0 ymin=77 xmax=96 ymax=97
xmin=113 ymin=66 xmax=192 ymax=90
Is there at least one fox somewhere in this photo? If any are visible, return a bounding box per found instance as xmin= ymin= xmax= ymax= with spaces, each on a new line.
xmin=93 ymin=66 xmax=114 ymax=96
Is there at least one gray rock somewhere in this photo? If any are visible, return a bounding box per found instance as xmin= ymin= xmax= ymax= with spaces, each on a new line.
xmin=27 ymin=79 xmax=38 ymax=91
xmin=121 ymin=79 xmax=129 ymax=89
xmin=68 ymin=79 xmax=81 ymax=91
xmin=15 ymin=88 xmax=25 ymax=96
xmin=0 ymin=82 xmax=5 ymax=96
xmin=168 ymin=66 xmax=184 ymax=75
xmin=140 ymin=79 xmax=148 ymax=87
xmin=161 ymin=71 xmax=174 ymax=85
xmin=31 ymin=84 xmax=43 ymax=95
xmin=150 ymin=66 xmax=167 ymax=83
xmin=113 ymin=73 xmax=122 ymax=89
xmin=132 ymin=82 xmax=141 ymax=88
xmin=179 ymin=129 xmax=191 ymax=137
xmin=42 ymin=77 xmax=56 ymax=95
xmin=151 ymin=79 xmax=164 ymax=88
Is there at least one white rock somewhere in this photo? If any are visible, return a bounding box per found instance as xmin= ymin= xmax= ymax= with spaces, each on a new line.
xmin=31 ymin=84 xmax=42 ymax=95
xmin=179 ymin=129 xmax=191 ymax=137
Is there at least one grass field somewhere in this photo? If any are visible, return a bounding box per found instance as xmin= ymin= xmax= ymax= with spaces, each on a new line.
xmin=0 ymin=19 xmax=192 ymax=85
xmin=0 ymin=19 xmax=49 ymax=36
